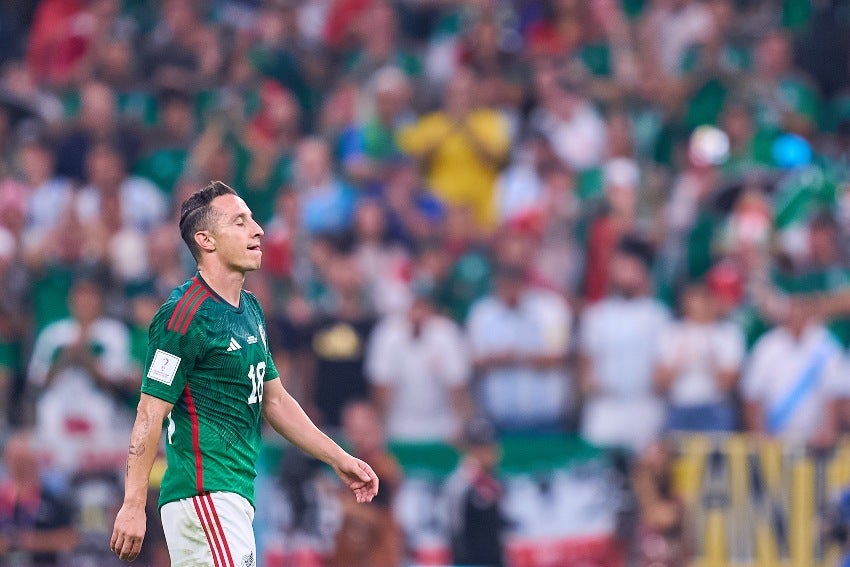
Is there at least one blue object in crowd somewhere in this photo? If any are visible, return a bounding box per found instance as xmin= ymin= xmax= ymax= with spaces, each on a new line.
xmin=772 ymin=133 xmax=812 ymax=168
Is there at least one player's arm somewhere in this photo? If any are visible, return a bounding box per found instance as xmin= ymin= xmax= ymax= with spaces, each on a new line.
xmin=813 ymin=290 xmax=850 ymax=318
xmin=111 ymin=299 xmax=199 ymax=562
xmin=111 ymin=393 xmax=173 ymax=562
xmin=262 ymin=377 xmax=378 ymax=503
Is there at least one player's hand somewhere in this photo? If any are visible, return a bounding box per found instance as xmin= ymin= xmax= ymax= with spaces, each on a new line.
xmin=110 ymin=503 xmax=146 ymax=562
xmin=333 ymin=456 xmax=379 ymax=503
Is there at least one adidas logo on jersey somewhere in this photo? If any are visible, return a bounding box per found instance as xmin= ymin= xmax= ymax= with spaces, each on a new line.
xmin=226 ymin=337 xmax=242 ymax=351
xmin=247 ymin=336 xmax=258 ymax=344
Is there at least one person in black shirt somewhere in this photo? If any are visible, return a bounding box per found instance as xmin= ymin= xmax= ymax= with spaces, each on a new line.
xmin=444 ymin=417 xmax=509 ymax=567
xmin=277 ymin=248 xmax=376 ymax=430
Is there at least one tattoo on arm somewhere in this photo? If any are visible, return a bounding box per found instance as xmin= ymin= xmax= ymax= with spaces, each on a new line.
xmin=126 ymin=416 xmax=151 ymax=476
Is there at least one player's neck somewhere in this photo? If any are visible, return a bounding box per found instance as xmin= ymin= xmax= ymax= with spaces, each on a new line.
xmin=197 ymin=264 xmax=244 ymax=308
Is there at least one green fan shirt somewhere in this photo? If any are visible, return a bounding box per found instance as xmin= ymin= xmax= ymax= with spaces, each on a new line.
xmin=141 ymin=275 xmax=279 ymax=509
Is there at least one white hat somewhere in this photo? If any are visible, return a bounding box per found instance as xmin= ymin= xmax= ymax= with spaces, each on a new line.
xmin=689 ymin=125 xmax=730 ymax=167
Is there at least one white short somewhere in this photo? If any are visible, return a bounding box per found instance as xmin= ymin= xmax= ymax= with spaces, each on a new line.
xmin=160 ymin=492 xmax=256 ymax=567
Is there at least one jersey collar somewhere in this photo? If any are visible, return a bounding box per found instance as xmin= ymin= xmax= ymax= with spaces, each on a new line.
xmin=196 ymin=272 xmax=244 ymax=313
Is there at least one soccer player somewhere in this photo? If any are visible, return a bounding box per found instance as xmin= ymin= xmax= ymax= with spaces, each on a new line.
xmin=110 ymin=182 xmax=378 ymax=565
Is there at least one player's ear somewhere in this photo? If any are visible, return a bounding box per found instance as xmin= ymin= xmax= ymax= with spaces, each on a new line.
xmin=194 ymin=230 xmax=216 ymax=253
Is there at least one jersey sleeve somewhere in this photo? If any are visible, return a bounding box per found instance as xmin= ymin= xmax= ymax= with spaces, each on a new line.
xmin=262 ymin=334 xmax=279 ymax=382
xmin=141 ymin=302 xmax=207 ymax=404
xmin=250 ymin=293 xmax=279 ymax=382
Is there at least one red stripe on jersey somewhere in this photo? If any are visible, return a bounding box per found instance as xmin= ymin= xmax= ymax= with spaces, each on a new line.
xmin=192 ymin=496 xmax=223 ymax=567
xmin=196 ymin=276 xmax=220 ymax=300
xmin=167 ymin=282 xmax=202 ymax=331
xmin=183 ymin=384 xmax=204 ymax=494
xmin=170 ymin=286 xmax=207 ymax=333
xmin=167 ymin=279 xmax=201 ymax=329
xmin=178 ymin=291 xmax=211 ymax=335
xmin=205 ymin=493 xmax=235 ymax=567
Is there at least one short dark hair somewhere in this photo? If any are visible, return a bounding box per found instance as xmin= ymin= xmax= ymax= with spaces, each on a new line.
xmin=616 ymin=235 xmax=655 ymax=268
xmin=179 ymin=181 xmax=238 ymax=261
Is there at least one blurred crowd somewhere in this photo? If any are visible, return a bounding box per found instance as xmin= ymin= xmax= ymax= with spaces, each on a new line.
xmin=2 ymin=0 xmax=850 ymax=565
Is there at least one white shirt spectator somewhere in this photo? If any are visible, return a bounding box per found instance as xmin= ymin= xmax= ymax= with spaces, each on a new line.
xmin=646 ymin=0 xmax=715 ymax=75
xmin=467 ymin=289 xmax=571 ymax=430
xmin=742 ymin=324 xmax=847 ymax=442
xmin=532 ymin=102 xmax=607 ymax=172
xmin=76 ymin=176 xmax=168 ymax=233
xmin=28 ymin=316 xmax=133 ymax=472
xmin=26 ymin=177 xmax=74 ymax=232
xmin=659 ymin=320 xmax=745 ymax=406
xmin=28 ymin=317 xmax=132 ymax=390
xmin=366 ymin=314 xmax=470 ymax=442
xmin=495 ymin=151 xmax=544 ymax=223
xmin=580 ymin=296 xmax=670 ymax=451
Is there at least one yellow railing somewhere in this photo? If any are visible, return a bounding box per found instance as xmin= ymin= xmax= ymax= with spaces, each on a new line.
xmin=676 ymin=435 xmax=850 ymax=567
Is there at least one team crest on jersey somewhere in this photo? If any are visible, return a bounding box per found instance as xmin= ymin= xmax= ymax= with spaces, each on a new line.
xmin=241 ymin=551 xmax=255 ymax=567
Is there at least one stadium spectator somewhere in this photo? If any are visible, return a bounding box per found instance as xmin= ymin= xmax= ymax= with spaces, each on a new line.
xmin=367 ymin=279 xmax=471 ymax=442
xmin=791 ymin=212 xmax=850 ymax=346
xmin=238 ymin=80 xmax=301 ymax=223
xmin=459 ymin=18 xmax=524 ymax=115
xmin=739 ymin=29 xmax=820 ymax=138
xmin=18 ymin=137 xmax=72 ymax=236
xmin=0 ymin=431 xmax=78 ymax=566
xmin=632 ymin=441 xmax=691 ymax=567
xmin=302 ymin=245 xmax=375 ymax=430
xmin=133 ymin=88 xmax=196 ymax=195
xmin=27 ymin=278 xmax=133 ymax=470
xmin=27 ymin=0 xmax=95 ymax=87
xmin=0 ymin=227 xmax=25 ymax=428
xmin=293 ymin=137 xmax=356 ymax=235
xmin=530 ymin=63 xmax=607 ymax=174
xmin=340 ymin=66 xmax=413 ymax=184
xmin=638 ymin=0 xmax=715 ymax=78
xmin=53 ymin=80 xmax=140 ymax=182
xmin=494 ymin=136 xmax=549 ymax=225
xmin=141 ymin=0 xmax=205 ymax=91
xmin=579 ymin=238 xmax=670 ymax=451
xmin=352 ymin=197 xmax=411 ymax=315
xmin=346 ymin=1 xmax=419 ymax=86
xmin=398 ymin=67 xmax=511 ymax=230
xmin=326 ymin=497 xmax=404 ymax=567
xmin=27 ymin=278 xmax=132 ymax=396
xmin=533 ymin=161 xmax=583 ymax=294
xmin=341 ymin=400 xmax=403 ymax=508
xmin=443 ymin=416 xmax=508 ymax=567
xmin=660 ymin=126 xmax=727 ymax=289
xmin=414 ymin=235 xmax=489 ymax=324
xmin=77 ymin=141 xmax=167 ymax=236
xmin=655 ymin=282 xmax=745 ymax=432
xmin=742 ymin=297 xmax=847 ymax=447
xmin=467 ymin=264 xmax=571 ymax=433
xmin=584 ymin=157 xmax=644 ymax=302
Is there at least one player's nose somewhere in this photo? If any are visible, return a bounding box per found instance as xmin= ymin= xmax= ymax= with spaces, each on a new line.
xmin=251 ymin=218 xmax=264 ymax=237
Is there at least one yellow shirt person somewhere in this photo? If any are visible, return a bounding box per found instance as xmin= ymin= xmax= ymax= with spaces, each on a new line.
xmin=398 ymin=71 xmax=510 ymax=229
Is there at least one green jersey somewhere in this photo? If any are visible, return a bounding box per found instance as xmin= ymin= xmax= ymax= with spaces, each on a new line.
xmin=141 ymin=274 xmax=279 ymax=509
